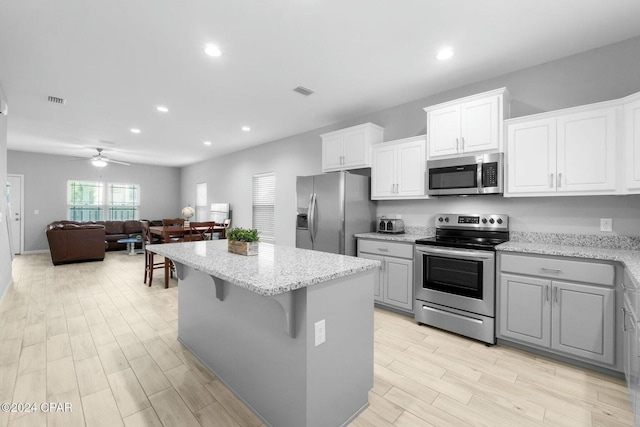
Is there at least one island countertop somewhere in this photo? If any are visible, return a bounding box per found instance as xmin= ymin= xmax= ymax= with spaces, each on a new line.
xmin=147 ymin=240 xmax=381 ymax=296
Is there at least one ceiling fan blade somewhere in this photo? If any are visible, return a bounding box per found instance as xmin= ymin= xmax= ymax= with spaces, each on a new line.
xmin=107 ymin=159 xmax=131 ymax=166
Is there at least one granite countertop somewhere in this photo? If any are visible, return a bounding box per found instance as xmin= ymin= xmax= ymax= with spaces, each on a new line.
xmin=355 ymin=226 xmax=435 ymax=243
xmin=497 ymin=235 xmax=640 ymax=288
xmin=147 ymin=240 xmax=381 ymax=296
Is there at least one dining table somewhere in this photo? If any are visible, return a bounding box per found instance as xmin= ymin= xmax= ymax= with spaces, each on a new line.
xmin=149 ymin=224 xmax=227 ymax=242
xmin=148 ymin=224 xmax=227 ymax=287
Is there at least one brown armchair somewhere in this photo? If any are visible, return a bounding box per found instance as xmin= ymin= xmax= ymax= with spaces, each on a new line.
xmin=46 ymin=222 xmax=106 ymax=265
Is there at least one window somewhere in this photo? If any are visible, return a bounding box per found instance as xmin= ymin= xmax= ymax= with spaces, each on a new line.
xmin=107 ymin=183 xmax=140 ymax=220
xmin=195 ymin=182 xmax=208 ymax=221
xmin=67 ymin=180 xmax=140 ymax=221
xmin=252 ymin=172 xmax=275 ymax=243
xmin=68 ymin=181 xmax=104 ymax=221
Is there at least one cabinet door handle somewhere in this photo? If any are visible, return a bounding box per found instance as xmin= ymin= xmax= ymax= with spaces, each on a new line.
xmin=549 ymin=173 xmax=554 ymax=188
xmin=622 ymin=308 xmax=628 ymax=332
xmin=554 ymin=287 xmax=559 ymax=304
xmin=461 ymin=136 xmax=465 ymax=151
xmin=456 ymin=138 xmax=460 ymax=152
xmin=558 ymin=172 xmax=562 ymax=188
xmin=545 ymin=285 xmax=549 ymax=302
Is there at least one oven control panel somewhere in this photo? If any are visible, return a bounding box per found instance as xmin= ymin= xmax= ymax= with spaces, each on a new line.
xmin=435 ymin=213 xmax=508 ymax=231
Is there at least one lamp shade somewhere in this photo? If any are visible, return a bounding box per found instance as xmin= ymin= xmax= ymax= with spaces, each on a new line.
xmin=182 ymin=206 xmax=195 ymax=219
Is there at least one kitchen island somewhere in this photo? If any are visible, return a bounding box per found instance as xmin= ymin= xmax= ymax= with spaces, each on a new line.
xmin=147 ymin=240 xmax=380 ymax=427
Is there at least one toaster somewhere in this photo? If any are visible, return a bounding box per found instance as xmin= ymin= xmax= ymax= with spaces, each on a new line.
xmin=377 ymin=217 xmax=405 ymax=234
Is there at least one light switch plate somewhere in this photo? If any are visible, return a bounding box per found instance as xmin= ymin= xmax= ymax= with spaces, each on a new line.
xmin=600 ymin=218 xmax=613 ymax=232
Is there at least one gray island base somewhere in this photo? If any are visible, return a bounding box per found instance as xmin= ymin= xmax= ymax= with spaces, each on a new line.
xmin=147 ymin=240 xmax=380 ymax=427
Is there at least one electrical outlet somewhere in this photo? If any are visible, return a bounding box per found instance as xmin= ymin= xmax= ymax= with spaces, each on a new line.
xmin=600 ymin=218 xmax=613 ymax=232
xmin=314 ymin=319 xmax=325 ymax=347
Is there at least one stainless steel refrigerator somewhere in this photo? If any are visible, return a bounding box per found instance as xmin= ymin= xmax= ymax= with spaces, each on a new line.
xmin=296 ymin=171 xmax=375 ymax=256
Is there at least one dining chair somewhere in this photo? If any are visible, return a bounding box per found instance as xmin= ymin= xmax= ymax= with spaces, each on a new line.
xmin=161 ymin=218 xmax=186 ymax=242
xmin=187 ymin=221 xmax=216 ymax=241
xmin=141 ymin=220 xmax=165 ymax=286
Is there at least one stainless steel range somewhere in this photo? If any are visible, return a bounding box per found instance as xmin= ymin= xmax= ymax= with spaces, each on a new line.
xmin=414 ymin=213 xmax=509 ymax=344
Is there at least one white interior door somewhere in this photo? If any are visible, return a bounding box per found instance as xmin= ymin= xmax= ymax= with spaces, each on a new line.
xmin=7 ymin=174 xmax=23 ymax=255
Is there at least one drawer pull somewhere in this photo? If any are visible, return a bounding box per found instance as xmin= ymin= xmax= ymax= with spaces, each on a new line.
xmin=377 ymin=248 xmax=389 ymax=252
xmin=541 ymin=267 xmax=562 ymax=274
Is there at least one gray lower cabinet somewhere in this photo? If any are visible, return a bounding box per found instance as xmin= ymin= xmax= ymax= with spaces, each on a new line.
xmin=498 ymin=253 xmax=616 ymax=367
xmin=622 ymin=269 xmax=640 ymax=425
xmin=358 ymin=239 xmax=413 ymax=312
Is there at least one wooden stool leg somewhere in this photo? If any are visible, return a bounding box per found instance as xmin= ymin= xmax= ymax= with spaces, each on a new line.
xmin=148 ymin=252 xmax=154 ymax=287
xmin=164 ymin=258 xmax=170 ymax=289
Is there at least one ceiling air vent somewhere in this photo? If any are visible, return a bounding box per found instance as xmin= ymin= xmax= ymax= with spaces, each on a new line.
xmin=293 ymin=86 xmax=315 ymax=96
xmin=47 ymin=95 xmax=66 ymax=105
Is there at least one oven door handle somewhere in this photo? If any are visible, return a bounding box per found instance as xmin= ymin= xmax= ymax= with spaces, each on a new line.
xmin=415 ymin=246 xmax=494 ymax=261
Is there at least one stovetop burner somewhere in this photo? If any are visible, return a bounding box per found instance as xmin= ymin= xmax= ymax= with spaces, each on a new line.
xmin=415 ymin=213 xmax=509 ymax=250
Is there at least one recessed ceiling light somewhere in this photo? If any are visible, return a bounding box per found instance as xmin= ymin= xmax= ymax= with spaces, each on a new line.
xmin=204 ymin=44 xmax=222 ymax=57
xmin=203 ymin=141 xmax=212 ymax=146
xmin=437 ymin=47 xmax=454 ymax=61
xmin=130 ymin=128 xmax=141 ymax=134
xmin=156 ymin=105 xmax=169 ymax=113
xmin=241 ymin=126 xmax=251 ymax=132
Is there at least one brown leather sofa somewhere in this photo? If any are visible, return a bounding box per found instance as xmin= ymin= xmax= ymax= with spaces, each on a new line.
xmin=46 ymin=220 xmax=156 ymax=265
xmin=46 ymin=222 xmax=107 ymax=265
xmin=96 ymin=220 xmax=144 ymax=251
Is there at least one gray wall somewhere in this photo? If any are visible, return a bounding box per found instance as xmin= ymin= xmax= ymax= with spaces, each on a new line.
xmin=0 ymin=98 xmax=10 ymax=298
xmin=181 ymin=36 xmax=640 ymax=245
xmin=8 ymin=150 xmax=182 ymax=252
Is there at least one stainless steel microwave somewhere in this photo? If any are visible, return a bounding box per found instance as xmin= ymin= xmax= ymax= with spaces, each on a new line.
xmin=427 ymin=153 xmax=504 ymax=196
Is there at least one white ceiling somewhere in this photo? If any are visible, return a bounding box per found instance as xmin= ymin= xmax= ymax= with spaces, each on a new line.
xmin=2 ymin=0 xmax=640 ymax=167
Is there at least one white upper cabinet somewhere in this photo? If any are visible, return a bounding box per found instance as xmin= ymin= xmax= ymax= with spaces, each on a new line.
xmin=371 ymin=135 xmax=427 ymax=200
xmin=425 ymin=88 xmax=509 ymax=159
xmin=321 ymin=123 xmax=384 ymax=172
xmin=557 ymin=108 xmax=617 ymax=193
xmin=624 ymin=95 xmax=640 ymax=192
xmin=506 ymin=102 xmax=619 ymax=197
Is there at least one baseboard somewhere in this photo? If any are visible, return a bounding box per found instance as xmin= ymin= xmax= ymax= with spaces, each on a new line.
xmin=20 ymin=249 xmax=50 ymax=255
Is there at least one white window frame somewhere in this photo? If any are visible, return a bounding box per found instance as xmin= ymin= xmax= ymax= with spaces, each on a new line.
xmin=252 ymin=172 xmax=275 ymax=243
xmin=67 ymin=180 xmax=140 ymax=221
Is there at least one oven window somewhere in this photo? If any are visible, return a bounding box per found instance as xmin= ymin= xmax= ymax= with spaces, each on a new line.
xmin=429 ymin=164 xmax=477 ymax=189
xmin=424 ymin=255 xmax=483 ymax=299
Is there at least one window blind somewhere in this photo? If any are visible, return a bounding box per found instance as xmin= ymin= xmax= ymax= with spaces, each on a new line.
xmin=252 ymin=172 xmax=275 ymax=243
xmin=196 ymin=182 xmax=208 ymax=221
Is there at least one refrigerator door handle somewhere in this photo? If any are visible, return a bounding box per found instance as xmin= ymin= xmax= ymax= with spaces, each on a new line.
xmin=309 ymin=193 xmax=317 ymax=246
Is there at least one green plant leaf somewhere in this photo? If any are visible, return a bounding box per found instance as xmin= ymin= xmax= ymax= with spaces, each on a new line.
xmin=227 ymin=227 xmax=260 ymax=242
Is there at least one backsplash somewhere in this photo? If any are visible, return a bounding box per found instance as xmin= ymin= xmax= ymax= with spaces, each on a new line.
xmin=404 ymin=225 xmax=435 ymax=236
xmin=509 ymin=231 xmax=640 ymax=251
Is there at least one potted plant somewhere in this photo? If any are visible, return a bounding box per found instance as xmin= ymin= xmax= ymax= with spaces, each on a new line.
xmin=227 ymin=227 xmax=260 ymax=256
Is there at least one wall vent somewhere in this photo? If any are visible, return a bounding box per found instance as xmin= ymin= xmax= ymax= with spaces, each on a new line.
xmin=293 ymin=86 xmax=315 ymax=96
xmin=47 ymin=95 xmax=66 ymax=105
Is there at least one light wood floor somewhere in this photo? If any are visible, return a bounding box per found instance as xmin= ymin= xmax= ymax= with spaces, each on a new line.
xmin=0 ymin=252 xmax=633 ymax=427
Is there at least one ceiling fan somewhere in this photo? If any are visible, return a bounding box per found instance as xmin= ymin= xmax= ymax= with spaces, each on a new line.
xmin=89 ymin=148 xmax=130 ymax=167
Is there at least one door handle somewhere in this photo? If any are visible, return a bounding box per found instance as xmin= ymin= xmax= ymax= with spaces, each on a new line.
xmin=558 ymin=172 xmax=562 ymax=188
xmin=308 ymin=194 xmax=316 ymax=247
xmin=549 ymin=173 xmax=554 ymax=188
xmin=554 ymin=287 xmax=559 ymax=304
xmin=545 ymin=285 xmax=549 ymax=302
xmin=622 ymin=307 xmax=627 ymax=332
xmin=456 ymin=138 xmax=460 ymax=152
xmin=461 ymin=136 xmax=465 ymax=151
